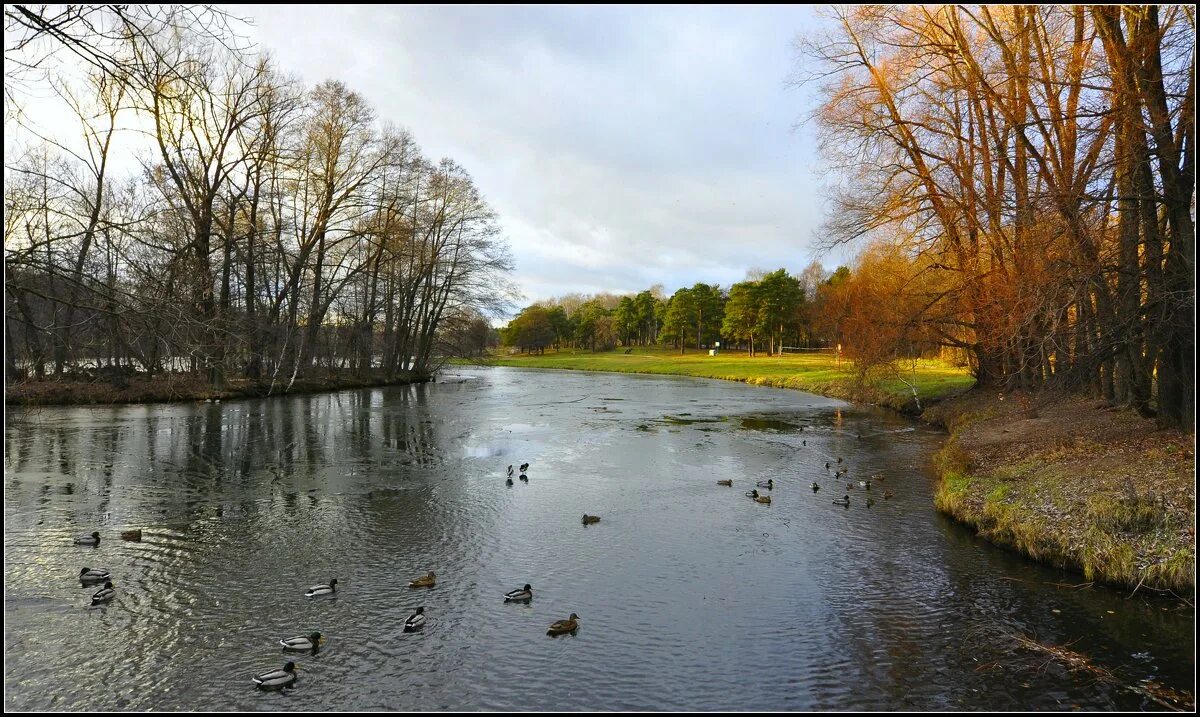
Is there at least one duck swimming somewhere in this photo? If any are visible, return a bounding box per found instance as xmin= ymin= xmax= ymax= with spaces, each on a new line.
xmin=506 ymin=478 xmax=514 ymax=487
xmin=504 ymin=584 xmax=533 ymax=602
xmin=716 ymin=479 xmax=732 ymax=486
xmin=280 ymin=632 xmax=324 ymax=652
xmin=79 ymin=567 xmax=110 ymax=584
xmin=409 ymin=572 xmax=436 ymax=588
xmin=252 ymin=662 xmax=298 ymax=689
xmin=91 ymin=581 xmax=116 ymax=605
xmin=582 ymin=514 xmax=601 ymax=525
xmin=305 ymin=579 xmax=338 ymax=597
xmin=866 ymin=498 xmax=876 ymax=507
xmin=404 ymin=606 xmax=427 ymax=632
xmin=74 ymin=531 xmax=101 ymax=546
xmin=120 ymin=529 xmax=142 ymax=542
xmin=824 ymin=462 xmax=830 ymax=470
xmin=756 ymin=479 xmax=774 ymax=490
xmin=746 ymin=489 xmax=771 ymax=504
xmin=811 ymin=482 xmax=820 ymax=492
xmin=832 ymin=495 xmax=850 ymax=506
xmin=858 ymin=480 xmax=871 ymax=490
xmin=520 ymin=463 xmax=530 ymax=472
xmin=884 ymin=491 xmax=894 ymax=499
xmin=507 ymin=465 xmax=514 ymax=477
xmin=547 ymin=613 xmax=579 ymax=636
xmin=519 ymin=474 xmax=528 ymax=482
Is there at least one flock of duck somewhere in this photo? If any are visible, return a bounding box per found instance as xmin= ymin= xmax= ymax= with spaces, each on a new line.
xmin=71 ymin=460 xmax=582 ymax=692
xmin=72 ymin=439 xmax=894 ymax=692
xmin=717 ymin=454 xmax=896 ymax=509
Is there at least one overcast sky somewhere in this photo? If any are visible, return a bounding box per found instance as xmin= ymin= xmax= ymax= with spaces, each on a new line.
xmin=240 ymin=5 xmax=842 ymax=307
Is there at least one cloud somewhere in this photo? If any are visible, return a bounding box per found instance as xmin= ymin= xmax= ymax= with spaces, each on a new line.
xmin=242 ymin=5 xmax=844 ymax=310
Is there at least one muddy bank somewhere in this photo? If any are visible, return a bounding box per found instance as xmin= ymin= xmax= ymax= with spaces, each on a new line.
xmin=5 ymin=370 xmax=432 ymax=406
xmin=923 ymin=390 xmax=1196 ymax=595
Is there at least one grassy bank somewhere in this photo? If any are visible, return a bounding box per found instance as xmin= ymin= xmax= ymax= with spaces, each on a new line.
xmin=925 ymin=392 xmax=1196 ymax=594
xmin=5 ymin=370 xmax=431 ymax=406
xmin=467 ymin=347 xmax=975 ymax=411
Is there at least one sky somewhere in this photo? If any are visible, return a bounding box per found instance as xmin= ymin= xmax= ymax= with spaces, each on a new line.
xmin=239 ymin=5 xmax=845 ymax=307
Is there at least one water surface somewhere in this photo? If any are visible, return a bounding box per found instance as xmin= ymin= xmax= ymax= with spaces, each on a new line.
xmin=3 ymin=367 xmax=1193 ymax=710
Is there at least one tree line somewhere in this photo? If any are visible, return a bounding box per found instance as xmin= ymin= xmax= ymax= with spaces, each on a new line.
xmin=4 ymin=6 xmax=513 ymax=390
xmin=501 ymin=263 xmax=900 ymax=357
xmin=799 ymin=5 xmax=1194 ymax=428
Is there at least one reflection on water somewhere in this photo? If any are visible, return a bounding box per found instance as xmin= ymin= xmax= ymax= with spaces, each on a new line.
xmin=3 ymin=367 xmax=1193 ymax=710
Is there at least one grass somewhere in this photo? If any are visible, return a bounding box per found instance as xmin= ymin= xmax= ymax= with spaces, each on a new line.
xmin=930 ymin=392 xmax=1196 ymax=594
xmin=464 ymin=347 xmax=975 ymax=411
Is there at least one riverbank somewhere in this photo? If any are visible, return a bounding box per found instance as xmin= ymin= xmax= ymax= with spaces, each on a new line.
xmin=466 ymin=347 xmax=975 ymax=412
xmin=4 ymin=370 xmax=431 ymax=406
xmin=468 ymin=348 xmax=1195 ymax=595
xmin=925 ymin=391 xmax=1195 ymax=595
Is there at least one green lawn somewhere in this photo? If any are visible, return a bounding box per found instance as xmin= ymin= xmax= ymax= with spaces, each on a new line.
xmin=460 ymin=347 xmax=975 ymax=410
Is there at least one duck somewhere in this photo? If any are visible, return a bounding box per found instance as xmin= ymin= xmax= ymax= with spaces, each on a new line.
xmin=883 ymin=491 xmax=894 ymax=499
xmin=507 ymin=465 xmax=514 ymax=477
xmin=252 ymin=662 xmax=299 ymax=689
xmin=404 ymin=606 xmax=427 ymax=632
xmin=504 ymin=584 xmax=533 ymax=602
xmin=716 ymin=479 xmax=732 ymax=487
xmin=866 ymin=498 xmax=876 ymax=507
xmin=824 ymin=462 xmax=830 ymax=470
xmin=581 ymin=514 xmax=600 ymax=525
xmin=756 ymin=479 xmax=774 ymax=490
xmin=547 ymin=613 xmax=579 ymax=636
xmin=506 ymin=478 xmax=514 ymax=487
xmin=810 ymin=482 xmax=820 ymax=492
xmin=409 ymin=571 xmax=436 ymax=588
xmin=90 ymin=581 xmax=116 ymax=605
xmin=847 ymin=483 xmax=854 ymax=491
xmin=803 ymin=440 xmax=807 ymax=446
xmin=519 ymin=474 xmax=528 ymax=483
xmin=79 ymin=567 xmax=110 ymax=583
xmin=280 ymin=632 xmax=324 ymax=652
xmin=120 ymin=529 xmax=142 ymax=541
xmin=858 ymin=480 xmax=871 ymax=490
xmin=305 ymin=578 xmax=338 ymax=597
xmin=520 ymin=463 xmax=530 ymax=473
xmin=74 ymin=531 xmax=101 ymax=546
xmin=832 ymin=495 xmax=850 ymax=506
xmin=837 ymin=457 xmax=843 ymax=464
xmin=755 ymin=493 xmax=772 ymax=505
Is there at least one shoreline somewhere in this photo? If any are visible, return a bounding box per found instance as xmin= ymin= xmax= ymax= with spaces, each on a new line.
xmin=4 ymin=370 xmax=433 ymax=407
xmin=463 ymin=354 xmax=1196 ymax=596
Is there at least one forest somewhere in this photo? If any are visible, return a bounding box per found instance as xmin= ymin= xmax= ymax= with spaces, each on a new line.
xmin=4 ymin=6 xmax=512 ymax=392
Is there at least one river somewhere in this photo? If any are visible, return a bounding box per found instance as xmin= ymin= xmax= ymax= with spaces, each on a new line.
xmin=3 ymin=367 xmax=1193 ymax=710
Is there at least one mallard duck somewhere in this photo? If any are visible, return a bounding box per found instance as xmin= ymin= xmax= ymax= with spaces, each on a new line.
xmin=91 ymin=581 xmax=116 ymax=605
xmin=755 ymin=494 xmax=772 ymax=505
xmin=507 ymin=465 xmax=514 ymax=477
xmin=824 ymin=462 xmax=830 ymax=470
xmin=409 ymin=571 xmax=436 ymax=588
xmin=858 ymin=480 xmax=871 ymax=490
xmin=811 ymin=482 xmax=820 ymax=492
xmin=79 ymin=567 xmax=110 ymax=583
xmin=305 ymin=578 xmax=338 ymax=597
xmin=74 ymin=531 xmax=101 ymax=546
xmin=832 ymin=495 xmax=850 ymax=506
xmin=745 ymin=489 xmax=758 ymax=498
xmin=504 ymin=584 xmax=533 ymax=602
xmin=280 ymin=632 xmax=324 ymax=651
xmin=547 ymin=613 xmax=579 ymax=636
xmin=802 ymin=440 xmax=807 ymax=446
xmin=520 ymin=463 xmax=530 ymax=472
xmin=716 ymin=479 xmax=732 ymax=486
xmin=252 ymin=662 xmax=299 ymax=689
xmin=404 ymin=606 xmax=427 ymax=632
xmin=519 ymin=474 xmax=528 ymax=482
xmin=581 ymin=514 xmax=600 ymax=525
xmin=506 ymin=478 xmax=514 ymax=487
xmin=756 ymin=479 xmax=774 ymax=490
xmin=120 ymin=529 xmax=142 ymax=541
xmin=883 ymin=491 xmax=894 ymax=499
